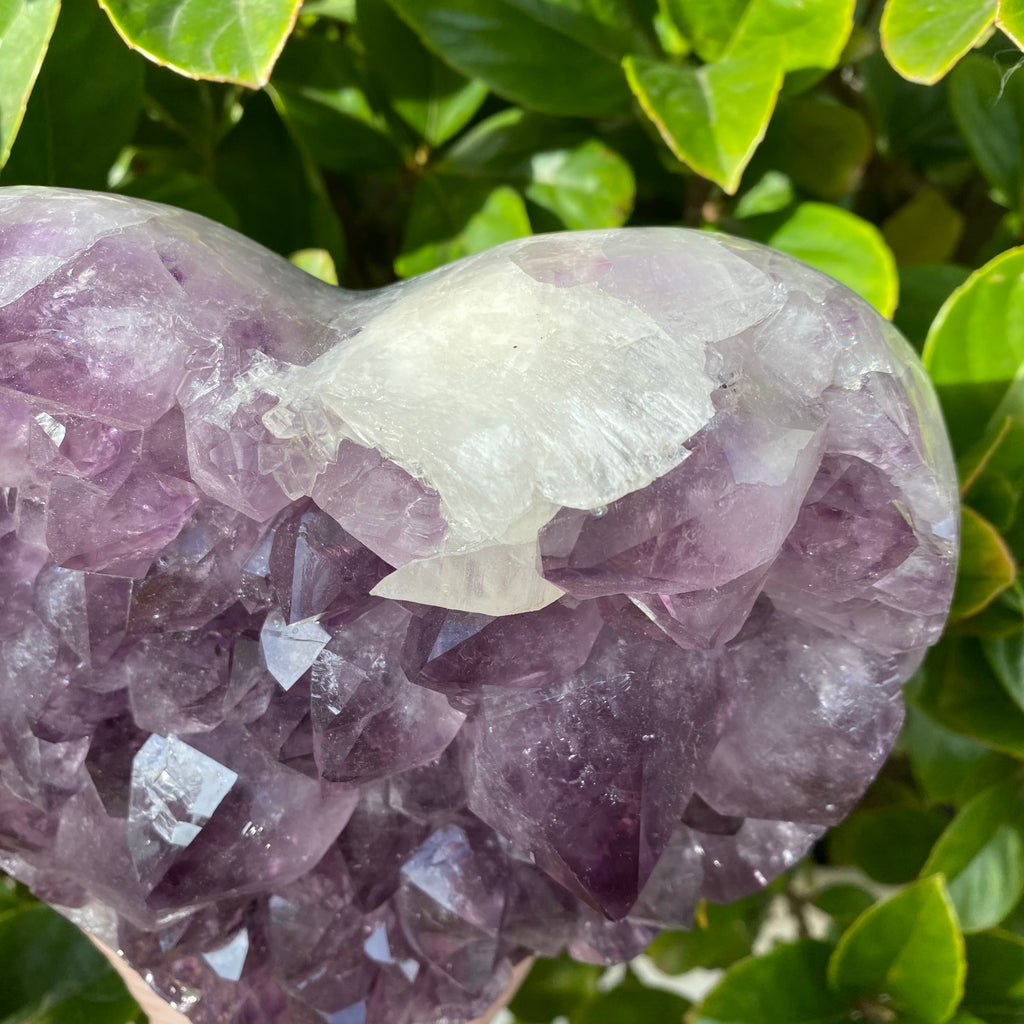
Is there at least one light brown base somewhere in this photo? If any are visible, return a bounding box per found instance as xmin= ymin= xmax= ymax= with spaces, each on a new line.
xmin=92 ymin=936 xmax=531 ymax=1024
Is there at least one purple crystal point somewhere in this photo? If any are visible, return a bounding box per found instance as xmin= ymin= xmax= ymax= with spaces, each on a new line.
xmin=0 ymin=186 xmax=958 ymax=1024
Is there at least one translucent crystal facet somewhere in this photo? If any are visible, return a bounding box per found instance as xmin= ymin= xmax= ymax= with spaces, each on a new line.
xmin=0 ymin=187 xmax=958 ymax=1024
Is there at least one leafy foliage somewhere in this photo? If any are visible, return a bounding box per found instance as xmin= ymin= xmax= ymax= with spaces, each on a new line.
xmin=2 ymin=0 xmax=1024 ymax=1020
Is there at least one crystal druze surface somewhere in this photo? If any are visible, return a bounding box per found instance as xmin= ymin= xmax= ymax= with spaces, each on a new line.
xmin=0 ymin=187 xmax=957 ymax=1024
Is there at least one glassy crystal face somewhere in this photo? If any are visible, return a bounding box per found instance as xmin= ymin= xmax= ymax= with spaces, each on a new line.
xmin=0 ymin=187 xmax=957 ymax=1024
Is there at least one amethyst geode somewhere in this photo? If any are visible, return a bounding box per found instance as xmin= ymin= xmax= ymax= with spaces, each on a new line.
xmin=0 ymin=187 xmax=956 ymax=1023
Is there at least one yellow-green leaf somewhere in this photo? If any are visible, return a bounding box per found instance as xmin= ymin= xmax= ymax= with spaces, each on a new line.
xmin=951 ymin=507 xmax=1016 ymax=622
xmin=828 ymin=875 xmax=965 ymax=1024
xmin=999 ymin=0 xmax=1024 ymax=48
xmin=881 ymin=0 xmax=997 ymax=84
xmin=0 ymin=0 xmax=60 ymax=168
xmin=98 ymin=0 xmax=302 ymax=87
xmin=623 ymin=48 xmax=783 ymax=194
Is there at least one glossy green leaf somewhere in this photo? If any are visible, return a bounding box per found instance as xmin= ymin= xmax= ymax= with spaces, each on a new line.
xmin=0 ymin=0 xmax=60 ymax=168
xmin=916 ymin=636 xmax=1024 ymax=758
xmin=98 ymin=0 xmax=301 ymax=86
xmin=509 ymin=954 xmax=602 ymax=1023
xmin=647 ymin=895 xmax=767 ymax=974
xmin=442 ymin=109 xmax=634 ymax=231
xmin=662 ymin=0 xmax=747 ymax=61
xmin=922 ymin=778 xmax=1024 ymax=932
xmin=984 ymin=631 xmax=1024 ymax=711
xmin=962 ymin=930 xmax=1024 ymax=1023
xmin=828 ymin=805 xmax=948 ymax=884
xmin=396 ymin=179 xmax=530 ymax=278
xmin=2 ymin=0 xmax=143 ymax=189
xmin=271 ymin=32 xmax=401 ymax=173
xmin=892 ymin=264 xmax=972 ymax=351
xmin=883 ymin=187 xmax=964 ymax=265
xmin=768 ymin=202 xmax=898 ymax=317
xmin=923 ymin=246 xmax=1024 ymax=451
xmin=0 ymin=901 xmax=140 ymax=1023
xmin=881 ymin=0 xmax=996 ymax=84
xmin=624 ymin=48 xmax=783 ymax=194
xmin=695 ymin=940 xmax=849 ymax=1024
xmin=726 ymin=0 xmax=855 ymax=73
xmin=950 ymin=53 xmax=1024 ymax=213
xmin=357 ymin=0 xmax=487 ymax=146
xmin=951 ymin=507 xmax=1016 ymax=622
xmin=383 ymin=0 xmax=632 ymax=117
xmin=904 ymin=702 xmax=1019 ymax=805
xmin=829 ymin=875 xmax=965 ymax=1023
xmin=1001 ymin=0 xmax=1024 ymax=47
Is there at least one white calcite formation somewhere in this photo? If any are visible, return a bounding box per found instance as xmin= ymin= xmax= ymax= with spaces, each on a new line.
xmin=0 ymin=187 xmax=957 ymax=1024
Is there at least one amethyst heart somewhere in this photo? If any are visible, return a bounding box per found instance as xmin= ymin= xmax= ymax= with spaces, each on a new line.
xmin=0 ymin=186 xmax=957 ymax=1024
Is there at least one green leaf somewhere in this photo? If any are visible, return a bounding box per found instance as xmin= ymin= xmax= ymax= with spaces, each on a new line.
xmin=441 ymin=109 xmax=634 ymax=231
xmin=916 ymin=636 xmax=1024 ymax=759
xmin=1000 ymin=0 xmax=1024 ymax=48
xmin=758 ymin=96 xmax=872 ymax=201
xmin=726 ymin=0 xmax=855 ymax=73
xmin=828 ymin=805 xmax=948 ymax=885
xmin=892 ymin=264 xmax=972 ymax=351
xmin=904 ymin=702 xmax=1019 ymax=806
xmin=623 ymin=47 xmax=784 ymax=194
xmin=923 ymin=245 xmax=1024 ymax=451
xmin=662 ymin=0 xmax=747 ymax=62
xmin=0 ymin=901 xmax=139 ymax=1023
xmin=883 ymin=187 xmax=965 ymax=265
xmin=290 ymin=248 xmax=338 ymax=285
xmin=962 ymin=930 xmax=1024 ymax=1023
xmin=950 ymin=54 xmax=1024 ymax=213
xmin=694 ymin=940 xmax=850 ymax=1024
xmin=881 ymin=0 xmax=996 ymax=84
xmin=922 ymin=778 xmax=1024 ymax=932
xmin=734 ymin=170 xmax=794 ymax=219
xmin=828 ymin=875 xmax=965 ymax=1024
xmin=767 ymin=202 xmax=898 ymax=317
xmin=983 ymin=631 xmax=1024 ymax=711
xmin=0 ymin=0 xmax=60 ymax=168
xmin=97 ymin=0 xmax=301 ymax=87
xmin=357 ymin=0 xmax=487 ymax=146
xmin=382 ymin=0 xmax=633 ymax=117
xmin=2 ymin=0 xmax=143 ymax=189
xmin=270 ymin=31 xmax=402 ymax=173
xmin=395 ymin=179 xmax=530 ymax=277
xmin=570 ymin=972 xmax=690 ymax=1024
xmin=951 ymin=507 xmax=1016 ymax=622
xmin=509 ymin=954 xmax=602 ymax=1023
xmin=647 ymin=895 xmax=767 ymax=974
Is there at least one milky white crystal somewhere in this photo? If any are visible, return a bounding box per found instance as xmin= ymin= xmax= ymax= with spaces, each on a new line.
xmin=264 ymin=232 xmax=783 ymax=614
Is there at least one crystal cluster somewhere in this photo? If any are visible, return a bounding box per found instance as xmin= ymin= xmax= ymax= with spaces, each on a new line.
xmin=0 ymin=187 xmax=957 ymax=1024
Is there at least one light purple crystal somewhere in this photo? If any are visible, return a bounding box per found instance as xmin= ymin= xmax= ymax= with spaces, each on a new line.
xmin=0 ymin=186 xmax=957 ymax=1024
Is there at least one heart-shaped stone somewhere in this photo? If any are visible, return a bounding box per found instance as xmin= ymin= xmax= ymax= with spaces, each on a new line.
xmin=0 ymin=186 xmax=957 ymax=1024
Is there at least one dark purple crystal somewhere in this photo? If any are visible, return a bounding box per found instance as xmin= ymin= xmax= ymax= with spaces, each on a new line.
xmin=0 ymin=187 xmax=957 ymax=1024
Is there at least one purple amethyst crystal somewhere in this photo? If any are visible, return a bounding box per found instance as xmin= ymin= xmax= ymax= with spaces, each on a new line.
xmin=0 ymin=187 xmax=957 ymax=1024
